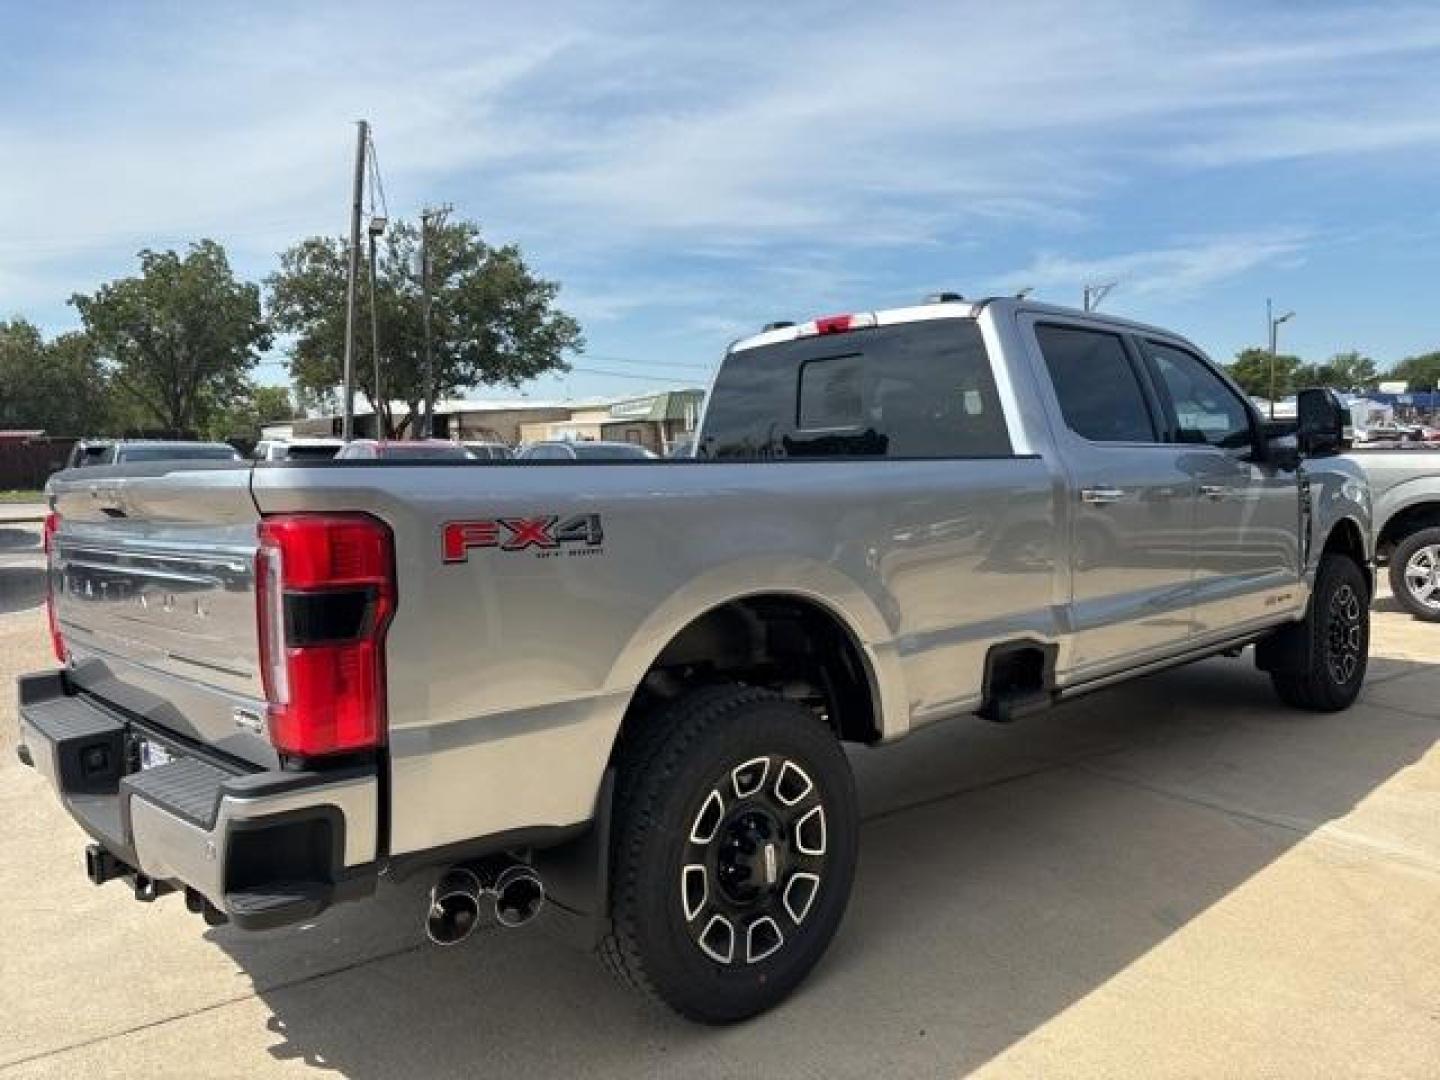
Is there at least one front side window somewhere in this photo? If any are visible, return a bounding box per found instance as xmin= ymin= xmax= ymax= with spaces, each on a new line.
xmin=699 ymin=319 xmax=1011 ymax=459
xmin=1035 ymin=324 xmax=1157 ymax=444
xmin=1144 ymin=341 xmax=1253 ymax=450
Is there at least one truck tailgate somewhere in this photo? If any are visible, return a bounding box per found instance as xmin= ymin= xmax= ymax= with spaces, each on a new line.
xmin=47 ymin=465 xmax=278 ymax=768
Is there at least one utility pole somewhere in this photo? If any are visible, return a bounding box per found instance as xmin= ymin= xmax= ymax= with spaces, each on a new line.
xmin=418 ymin=204 xmax=451 ymax=439
xmin=1267 ymin=298 xmax=1295 ymax=420
xmin=341 ymin=120 xmax=368 ymax=441
xmin=1082 ymin=281 xmax=1116 ymax=312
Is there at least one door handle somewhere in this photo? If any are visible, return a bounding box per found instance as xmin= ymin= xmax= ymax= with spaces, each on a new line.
xmin=1199 ymin=484 xmax=1226 ymax=500
xmin=1080 ymin=486 xmax=1126 ymax=506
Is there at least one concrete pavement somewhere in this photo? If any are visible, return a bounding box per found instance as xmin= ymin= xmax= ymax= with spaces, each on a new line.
xmin=0 ymin=604 xmax=1436 ymax=1078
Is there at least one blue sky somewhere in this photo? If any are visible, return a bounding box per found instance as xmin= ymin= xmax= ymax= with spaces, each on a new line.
xmin=4 ymin=0 xmax=1439 ymax=400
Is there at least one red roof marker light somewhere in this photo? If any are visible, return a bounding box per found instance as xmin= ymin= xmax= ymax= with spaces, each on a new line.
xmin=798 ymin=312 xmax=878 ymax=338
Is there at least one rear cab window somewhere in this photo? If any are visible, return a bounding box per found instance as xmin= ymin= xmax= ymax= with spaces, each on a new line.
xmin=699 ymin=319 xmax=1012 ymax=459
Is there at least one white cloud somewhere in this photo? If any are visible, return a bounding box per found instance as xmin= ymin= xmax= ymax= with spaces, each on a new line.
xmin=997 ymin=230 xmax=1312 ymax=299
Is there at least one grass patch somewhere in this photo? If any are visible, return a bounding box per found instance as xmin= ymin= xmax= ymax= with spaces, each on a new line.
xmin=0 ymin=490 xmax=45 ymax=504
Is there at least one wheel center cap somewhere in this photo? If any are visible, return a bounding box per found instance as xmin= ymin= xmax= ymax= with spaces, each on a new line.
xmin=715 ymin=809 xmax=789 ymax=904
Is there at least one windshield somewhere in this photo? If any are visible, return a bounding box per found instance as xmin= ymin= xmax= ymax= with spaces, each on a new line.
xmin=117 ymin=444 xmax=241 ymax=462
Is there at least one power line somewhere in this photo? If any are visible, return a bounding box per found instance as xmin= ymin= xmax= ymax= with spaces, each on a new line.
xmin=582 ymin=354 xmax=715 ymax=373
xmin=550 ymin=365 xmax=710 ymax=384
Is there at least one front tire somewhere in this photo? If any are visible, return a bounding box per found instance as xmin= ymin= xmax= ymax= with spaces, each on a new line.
xmin=1388 ymin=527 xmax=1440 ymax=622
xmin=1268 ymin=552 xmax=1370 ymax=711
xmin=600 ymin=685 xmax=859 ymax=1023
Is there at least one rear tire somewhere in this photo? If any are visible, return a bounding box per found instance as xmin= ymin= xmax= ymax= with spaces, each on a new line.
xmin=1268 ymin=552 xmax=1370 ymax=711
xmin=1387 ymin=527 xmax=1440 ymax=622
xmin=599 ymin=684 xmax=858 ymax=1023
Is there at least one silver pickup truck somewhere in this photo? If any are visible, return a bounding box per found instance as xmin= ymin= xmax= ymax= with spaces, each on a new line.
xmin=17 ymin=297 xmax=1373 ymax=1022
xmin=1346 ymin=448 xmax=1440 ymax=620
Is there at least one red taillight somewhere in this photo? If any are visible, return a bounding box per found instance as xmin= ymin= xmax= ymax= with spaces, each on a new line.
xmin=256 ymin=514 xmax=395 ymax=758
xmin=800 ymin=312 xmax=878 ymax=337
xmin=42 ymin=511 xmax=66 ymax=664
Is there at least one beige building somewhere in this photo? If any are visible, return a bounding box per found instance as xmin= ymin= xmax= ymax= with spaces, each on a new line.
xmin=520 ymin=390 xmax=706 ymax=454
xmin=292 ymin=389 xmax=705 ymax=454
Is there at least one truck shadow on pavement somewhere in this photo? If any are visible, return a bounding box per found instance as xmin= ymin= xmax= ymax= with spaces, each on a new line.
xmin=207 ymin=652 xmax=1439 ymax=1079
xmin=0 ymin=569 xmax=45 ymax=615
xmin=0 ymin=527 xmax=45 ymax=614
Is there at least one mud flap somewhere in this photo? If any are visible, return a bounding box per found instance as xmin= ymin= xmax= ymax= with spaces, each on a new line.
xmin=533 ymin=769 xmax=615 ymax=951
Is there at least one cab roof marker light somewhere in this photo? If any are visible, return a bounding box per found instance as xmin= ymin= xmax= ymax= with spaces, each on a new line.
xmin=796 ymin=312 xmax=878 ymax=338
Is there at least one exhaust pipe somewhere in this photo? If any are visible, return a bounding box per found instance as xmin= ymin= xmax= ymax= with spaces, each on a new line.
xmin=426 ymin=867 xmax=485 ymax=946
xmin=493 ymin=864 xmax=545 ymax=929
xmin=85 ymin=843 xmax=124 ymax=886
xmin=424 ymin=858 xmax=545 ymax=945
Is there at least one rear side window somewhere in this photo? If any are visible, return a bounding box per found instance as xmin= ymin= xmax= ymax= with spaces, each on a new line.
xmin=700 ymin=320 xmax=1011 ymax=459
xmin=1035 ymin=324 xmax=1156 ymax=444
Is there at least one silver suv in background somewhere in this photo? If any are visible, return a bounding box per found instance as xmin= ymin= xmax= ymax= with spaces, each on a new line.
xmin=518 ymin=440 xmax=656 ymax=460
xmin=333 ymin=439 xmax=474 ymax=461
xmin=1348 ymin=446 xmax=1440 ymax=619
xmin=252 ymin=438 xmax=343 ymax=462
xmin=20 ymin=297 xmax=1370 ymax=1023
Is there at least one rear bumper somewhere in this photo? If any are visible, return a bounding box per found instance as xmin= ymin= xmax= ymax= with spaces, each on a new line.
xmin=16 ymin=670 xmax=378 ymax=929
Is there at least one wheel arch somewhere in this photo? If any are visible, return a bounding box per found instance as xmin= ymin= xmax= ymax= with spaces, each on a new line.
xmin=607 ymin=585 xmax=899 ymax=755
xmin=1376 ymin=498 xmax=1440 ymax=560
xmin=1322 ymin=515 xmax=1368 ymax=568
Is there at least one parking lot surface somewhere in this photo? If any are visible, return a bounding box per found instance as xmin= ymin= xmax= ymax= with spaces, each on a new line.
xmin=1 ymin=527 xmax=1436 ymax=1078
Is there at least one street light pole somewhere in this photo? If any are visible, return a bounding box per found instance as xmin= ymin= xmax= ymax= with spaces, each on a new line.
xmin=341 ymin=120 xmax=368 ymax=442
xmin=418 ymin=204 xmax=451 ymax=440
xmin=366 ymin=214 xmax=386 ymax=438
xmin=1266 ymin=298 xmax=1295 ymax=421
xmin=420 ymin=210 xmax=431 ymax=440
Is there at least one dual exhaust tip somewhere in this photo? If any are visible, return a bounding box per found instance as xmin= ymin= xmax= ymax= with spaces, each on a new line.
xmin=426 ymin=859 xmax=545 ymax=946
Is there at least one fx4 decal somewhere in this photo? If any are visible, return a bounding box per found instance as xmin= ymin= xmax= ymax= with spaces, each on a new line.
xmin=442 ymin=514 xmax=604 ymax=562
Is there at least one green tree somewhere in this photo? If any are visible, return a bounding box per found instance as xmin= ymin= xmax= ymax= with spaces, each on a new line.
xmin=0 ymin=320 xmax=113 ymax=435
xmin=1227 ymin=347 xmax=1304 ymax=399
xmin=268 ymin=213 xmax=583 ymax=436
xmin=205 ymin=383 xmax=297 ymax=440
xmin=252 ymin=384 xmax=297 ymax=424
xmin=71 ymin=241 xmax=270 ymax=435
xmin=1309 ymin=350 xmax=1378 ymax=393
xmin=1390 ymin=351 xmax=1440 ymax=392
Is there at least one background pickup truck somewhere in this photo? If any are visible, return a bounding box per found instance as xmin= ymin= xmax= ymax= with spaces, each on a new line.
xmin=1346 ymin=447 xmax=1440 ymax=620
xmin=17 ymin=297 xmax=1371 ymax=1023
